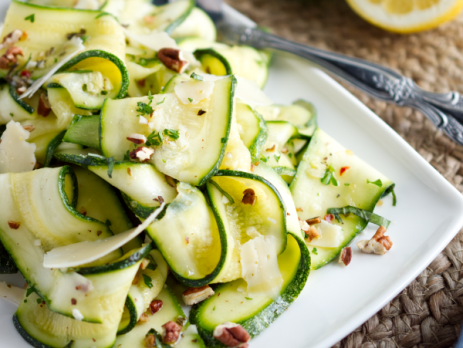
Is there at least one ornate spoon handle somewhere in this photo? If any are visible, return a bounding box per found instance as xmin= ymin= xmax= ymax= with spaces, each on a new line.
xmin=218 ymin=24 xmax=463 ymax=145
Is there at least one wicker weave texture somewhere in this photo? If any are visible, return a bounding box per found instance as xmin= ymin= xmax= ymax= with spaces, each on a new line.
xmin=224 ymin=0 xmax=463 ymax=346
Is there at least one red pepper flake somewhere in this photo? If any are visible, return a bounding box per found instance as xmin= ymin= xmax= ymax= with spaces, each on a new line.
xmin=324 ymin=214 xmax=335 ymax=223
xmin=7 ymin=221 xmax=20 ymax=229
xmin=340 ymin=166 xmax=350 ymax=176
xmin=71 ymin=298 xmax=77 ymax=305
xmin=20 ymin=70 xmax=31 ymax=78
xmin=137 ymin=79 xmax=146 ymax=87
xmin=92 ymin=338 xmax=96 ymax=342
xmin=286 ymin=212 xmax=290 ymax=216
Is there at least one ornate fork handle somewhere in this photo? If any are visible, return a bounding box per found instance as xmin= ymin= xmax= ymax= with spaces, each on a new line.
xmin=218 ymin=24 xmax=463 ymax=145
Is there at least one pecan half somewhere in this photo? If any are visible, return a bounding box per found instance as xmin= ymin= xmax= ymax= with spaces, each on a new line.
xmin=158 ymin=48 xmax=188 ymax=73
xmin=242 ymin=188 xmax=257 ymax=206
xmin=357 ymin=226 xmax=392 ymax=255
xmin=162 ymin=321 xmax=182 ymax=344
xmin=213 ymin=322 xmax=250 ymax=347
xmin=182 ymin=285 xmax=214 ymax=306
xmin=338 ymin=247 xmax=352 ymax=266
xmin=8 ymin=221 xmax=20 ymax=229
xmin=149 ymin=299 xmax=163 ymax=314
xmin=0 ymin=47 xmax=24 ymax=69
xmin=38 ymin=93 xmax=51 ymax=117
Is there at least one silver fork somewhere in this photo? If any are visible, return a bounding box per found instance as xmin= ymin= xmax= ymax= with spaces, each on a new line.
xmin=195 ymin=0 xmax=463 ymax=146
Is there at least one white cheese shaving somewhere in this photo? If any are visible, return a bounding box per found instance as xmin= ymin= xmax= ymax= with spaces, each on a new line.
xmin=72 ymin=308 xmax=84 ymax=321
xmin=306 ymin=220 xmax=343 ymax=248
xmin=135 ymin=147 xmax=154 ymax=161
xmin=139 ymin=116 xmax=149 ymax=125
xmin=246 ymin=226 xmax=260 ymax=239
xmin=357 ymin=239 xmax=388 ymax=255
xmin=221 ymin=195 xmax=230 ymax=204
xmin=43 ymin=203 xmax=165 ymax=268
xmin=0 ymin=29 xmax=23 ymax=50
xmin=20 ymin=37 xmax=85 ymax=99
xmin=74 ymin=0 xmax=99 ymax=10
xmin=0 ymin=282 xmax=25 ymax=306
xmin=34 ymin=239 xmax=41 ymax=247
xmin=174 ymin=80 xmax=214 ymax=105
xmin=240 ymin=235 xmax=283 ymax=299
xmin=0 ymin=121 xmax=36 ymax=174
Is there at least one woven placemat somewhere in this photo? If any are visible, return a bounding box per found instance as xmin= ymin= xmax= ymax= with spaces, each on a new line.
xmin=224 ymin=0 xmax=463 ymax=346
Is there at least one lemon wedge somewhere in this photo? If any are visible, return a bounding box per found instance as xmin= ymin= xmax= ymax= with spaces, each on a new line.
xmin=346 ymin=0 xmax=463 ymax=33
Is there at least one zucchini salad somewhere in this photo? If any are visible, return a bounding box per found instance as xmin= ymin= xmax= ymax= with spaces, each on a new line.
xmin=0 ymin=1 xmax=396 ymax=347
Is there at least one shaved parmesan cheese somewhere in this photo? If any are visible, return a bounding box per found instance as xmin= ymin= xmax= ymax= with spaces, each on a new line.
xmin=240 ymin=235 xmax=283 ymax=298
xmin=0 ymin=282 xmax=25 ymax=306
xmin=123 ymin=30 xmax=177 ymax=52
xmin=306 ymin=220 xmax=343 ymax=248
xmin=174 ymin=80 xmax=214 ymax=105
xmin=0 ymin=121 xmax=36 ymax=174
xmin=43 ymin=203 xmax=165 ymax=268
xmin=235 ymin=76 xmax=272 ymax=106
xmin=139 ymin=116 xmax=149 ymax=125
xmin=20 ymin=37 xmax=85 ymax=100
xmin=74 ymin=0 xmax=99 ymax=9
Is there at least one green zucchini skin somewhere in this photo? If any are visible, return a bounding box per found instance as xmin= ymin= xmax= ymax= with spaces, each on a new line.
xmin=163 ymin=0 xmax=195 ymax=34
xmin=12 ymin=315 xmax=56 ymax=348
xmin=193 ymin=49 xmax=233 ymax=75
xmin=63 ymin=115 xmax=101 ymax=150
xmin=43 ymin=131 xmax=66 ymax=167
xmin=0 ymin=241 xmax=18 ymax=274
xmin=190 ymin=235 xmax=310 ymax=348
xmin=72 ymin=243 xmax=153 ymax=275
xmin=57 ymin=49 xmax=130 ymax=103
xmin=120 ymin=192 xmax=166 ymax=220
xmin=9 ymin=84 xmax=34 ymax=114
xmin=117 ymin=296 xmax=139 ymax=336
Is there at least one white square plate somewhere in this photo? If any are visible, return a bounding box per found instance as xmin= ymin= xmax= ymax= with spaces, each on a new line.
xmin=1 ymin=3 xmax=463 ymax=348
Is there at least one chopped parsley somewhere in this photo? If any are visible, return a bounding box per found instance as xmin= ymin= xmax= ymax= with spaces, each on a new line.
xmin=25 ymin=14 xmax=35 ymax=23
xmin=344 ymin=183 xmax=350 ymax=186
xmin=260 ymin=156 xmax=268 ymax=163
xmin=312 ymin=247 xmax=318 ymax=255
xmin=245 ymin=297 xmax=253 ymax=300
xmin=391 ymin=188 xmax=397 ymax=207
xmin=36 ymin=298 xmax=43 ymax=304
xmin=101 ymin=90 xmax=108 ymax=95
xmin=136 ymin=91 xmax=154 ymax=116
xmin=10 ymin=113 xmax=14 ymax=117
xmin=288 ymin=153 xmax=293 ymax=158
xmin=274 ymin=154 xmax=281 ymax=163
xmin=190 ymin=72 xmax=203 ymax=81
xmin=156 ymin=98 xmax=165 ymax=105
xmin=321 ymin=165 xmax=339 ymax=186
xmin=142 ymin=274 xmax=153 ymax=288
xmin=367 ymin=179 xmax=383 ymax=187
xmin=26 ymin=287 xmax=34 ymax=297
xmin=213 ymin=306 xmax=216 ymax=311
xmin=188 ymin=97 xmax=193 ymax=103
xmin=146 ymin=130 xmax=163 ymax=146
xmin=106 ymin=157 xmax=115 ymax=178
xmin=123 ymin=150 xmax=131 ymax=161
xmin=221 ymin=137 xmax=227 ymax=143
xmin=163 ymin=129 xmax=180 ymax=140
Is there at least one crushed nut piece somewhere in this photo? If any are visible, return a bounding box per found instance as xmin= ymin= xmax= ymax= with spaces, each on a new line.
xmin=182 ymin=285 xmax=214 ymax=306
xmin=140 ymin=258 xmax=150 ymax=270
xmin=16 ymin=86 xmax=26 ymax=95
xmin=0 ymin=30 xmax=23 ymax=50
xmin=144 ymin=333 xmax=155 ymax=348
xmin=132 ymin=273 xmax=140 ymax=285
xmin=0 ymin=46 xmax=24 ymax=69
xmin=357 ymin=226 xmax=392 ymax=255
xmin=266 ymin=144 xmax=276 ymax=152
xmin=7 ymin=221 xmax=20 ymax=229
xmin=139 ymin=313 xmax=149 ymax=323
xmin=213 ymin=322 xmax=251 ymax=347
xmin=339 ymin=247 xmax=352 ymax=266
xmin=149 ymin=299 xmax=163 ymax=314
xmin=127 ymin=168 xmax=132 ymax=176
xmin=305 ymin=226 xmax=320 ymax=242
xmin=306 ymin=217 xmax=321 ymax=225
xmin=299 ymin=218 xmax=310 ymax=232
xmin=162 ymin=321 xmax=182 ymax=344
xmin=197 ymin=109 xmax=206 ymax=116
xmin=66 ymin=29 xmax=86 ymax=40
xmin=23 ymin=125 xmax=35 ymax=132
xmin=158 ymin=48 xmax=188 ymax=73
xmin=129 ymin=146 xmax=154 ymax=162
xmin=38 ymin=93 xmax=51 ymax=117
xmin=242 ymin=188 xmax=257 ymax=206
xmin=79 ymin=207 xmax=87 ymax=216
xmin=324 ymin=214 xmax=335 ymax=223
xmin=281 ymin=147 xmax=289 ymax=154
xmin=127 ymin=133 xmax=147 ymax=145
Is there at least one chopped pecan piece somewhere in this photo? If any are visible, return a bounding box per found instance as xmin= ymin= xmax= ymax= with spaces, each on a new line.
xmin=305 ymin=226 xmax=320 ymax=242
xmin=23 ymin=125 xmax=35 ymax=132
xmin=38 ymin=93 xmax=51 ymax=117
xmin=306 ymin=217 xmax=321 ymax=225
xmin=144 ymin=333 xmax=155 ymax=348
xmin=140 ymin=258 xmax=150 ymax=270
xmin=357 ymin=226 xmax=392 ymax=255
xmin=162 ymin=321 xmax=182 ymax=344
xmin=242 ymin=188 xmax=257 ymax=206
xmin=149 ymin=299 xmax=163 ymax=314
xmin=324 ymin=213 xmax=335 ymax=223
xmin=126 ymin=133 xmax=147 ymax=145
xmin=338 ymin=247 xmax=352 ymax=266
xmin=0 ymin=47 xmax=24 ymax=69
xmin=8 ymin=221 xmax=20 ymax=229
xmin=0 ymin=30 xmax=23 ymax=50
xmin=129 ymin=146 xmax=154 ymax=162
xmin=197 ymin=109 xmax=206 ymax=116
xmin=213 ymin=322 xmax=250 ymax=347
xmin=158 ymin=48 xmax=188 ymax=73
xmin=16 ymin=86 xmax=26 ymax=95
xmin=182 ymin=285 xmax=214 ymax=306
xmin=66 ymin=29 xmax=86 ymax=40
xmin=139 ymin=313 xmax=149 ymax=323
